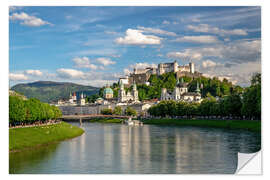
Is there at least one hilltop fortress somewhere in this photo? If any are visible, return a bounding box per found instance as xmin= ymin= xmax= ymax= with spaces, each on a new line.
xmin=120 ymin=61 xmax=202 ymax=87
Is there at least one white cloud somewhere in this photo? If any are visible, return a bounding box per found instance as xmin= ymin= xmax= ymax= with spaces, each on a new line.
xmin=24 ymin=70 xmax=43 ymax=76
xmin=10 ymin=12 xmax=51 ymax=27
xmin=191 ymin=17 xmax=200 ymax=23
xmin=124 ymin=68 xmax=132 ymax=75
xmin=124 ymin=62 xmax=157 ymax=75
xmin=129 ymin=62 xmax=157 ymax=69
xmin=167 ymin=39 xmax=260 ymax=63
xmin=199 ymin=60 xmax=261 ymax=86
xmin=115 ymin=29 xmax=162 ymax=45
xmin=56 ymin=68 xmax=85 ymax=79
xmin=105 ymin=31 xmax=118 ymax=35
xmin=96 ymin=57 xmax=116 ymax=66
xmin=162 ymin=20 xmax=170 ymax=25
xmin=137 ymin=26 xmax=177 ymax=36
xmin=173 ymin=35 xmax=219 ymax=44
xmin=9 ymin=73 xmax=28 ymax=81
xmin=9 ymin=6 xmax=22 ymax=12
xmin=72 ymin=57 xmax=98 ymax=70
xmin=202 ymin=60 xmax=217 ymax=68
xmin=187 ymin=24 xmax=248 ymax=36
xmin=167 ymin=49 xmax=203 ymax=61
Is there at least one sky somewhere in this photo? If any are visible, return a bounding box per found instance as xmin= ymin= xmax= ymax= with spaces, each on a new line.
xmin=9 ymin=6 xmax=261 ymax=87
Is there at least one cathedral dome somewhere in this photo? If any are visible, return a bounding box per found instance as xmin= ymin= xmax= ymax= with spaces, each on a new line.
xmin=104 ymin=87 xmax=113 ymax=95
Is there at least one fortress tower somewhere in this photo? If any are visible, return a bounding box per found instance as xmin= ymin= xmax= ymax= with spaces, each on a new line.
xmin=189 ymin=62 xmax=195 ymax=74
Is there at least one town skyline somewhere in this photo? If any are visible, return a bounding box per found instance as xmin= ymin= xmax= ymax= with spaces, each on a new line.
xmin=9 ymin=6 xmax=261 ymax=87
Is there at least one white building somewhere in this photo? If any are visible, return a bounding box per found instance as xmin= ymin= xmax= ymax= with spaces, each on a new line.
xmin=118 ymin=81 xmax=139 ymax=103
xmin=158 ymin=61 xmax=195 ymax=75
xmin=79 ymin=92 xmax=86 ymax=106
xmin=160 ymin=78 xmax=201 ymax=102
xmin=119 ymin=76 xmax=129 ymax=85
xmin=69 ymin=92 xmax=77 ymax=104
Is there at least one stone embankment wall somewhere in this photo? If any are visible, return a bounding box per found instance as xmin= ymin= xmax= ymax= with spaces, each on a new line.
xmin=58 ymin=103 xmax=152 ymax=115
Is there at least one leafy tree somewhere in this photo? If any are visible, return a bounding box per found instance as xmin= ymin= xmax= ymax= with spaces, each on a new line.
xmin=9 ymin=96 xmax=26 ymax=124
xmin=125 ymin=107 xmax=137 ymax=116
xmin=223 ymin=94 xmax=242 ymax=116
xmin=113 ymin=106 xmax=122 ymax=115
xmin=101 ymin=108 xmax=113 ymax=115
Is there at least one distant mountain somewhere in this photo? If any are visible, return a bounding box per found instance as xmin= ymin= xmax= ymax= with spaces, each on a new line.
xmin=11 ymin=81 xmax=99 ymax=103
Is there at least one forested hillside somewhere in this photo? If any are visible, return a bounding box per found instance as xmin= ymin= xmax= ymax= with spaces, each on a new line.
xmin=11 ymin=81 xmax=99 ymax=103
xmin=93 ymin=72 xmax=244 ymax=102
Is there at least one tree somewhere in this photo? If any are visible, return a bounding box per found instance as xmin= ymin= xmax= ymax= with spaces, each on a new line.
xmin=223 ymin=94 xmax=242 ymax=117
xmin=101 ymin=108 xmax=113 ymax=115
xmin=24 ymin=98 xmax=41 ymax=123
xmin=241 ymin=73 xmax=261 ymax=119
xmin=9 ymin=96 xmax=26 ymax=125
xmin=113 ymin=106 xmax=122 ymax=115
xmin=125 ymin=107 xmax=137 ymax=116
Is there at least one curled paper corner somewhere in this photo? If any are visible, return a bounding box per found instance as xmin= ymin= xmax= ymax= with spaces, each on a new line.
xmin=236 ymin=151 xmax=262 ymax=174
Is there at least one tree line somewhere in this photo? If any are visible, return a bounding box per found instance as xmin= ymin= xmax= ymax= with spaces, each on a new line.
xmin=148 ymin=73 xmax=261 ymax=120
xmin=101 ymin=106 xmax=137 ymax=116
xmin=9 ymin=95 xmax=62 ymax=126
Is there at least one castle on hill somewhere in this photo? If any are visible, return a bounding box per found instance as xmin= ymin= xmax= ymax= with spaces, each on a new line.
xmin=119 ymin=61 xmax=202 ymax=87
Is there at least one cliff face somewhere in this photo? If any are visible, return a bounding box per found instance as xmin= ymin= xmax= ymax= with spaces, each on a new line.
xmin=11 ymin=81 xmax=99 ymax=103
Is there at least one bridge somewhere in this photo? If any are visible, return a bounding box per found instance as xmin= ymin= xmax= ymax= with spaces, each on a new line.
xmin=60 ymin=114 xmax=131 ymax=122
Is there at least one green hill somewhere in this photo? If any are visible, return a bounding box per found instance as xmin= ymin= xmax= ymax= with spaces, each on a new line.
xmin=11 ymin=81 xmax=99 ymax=103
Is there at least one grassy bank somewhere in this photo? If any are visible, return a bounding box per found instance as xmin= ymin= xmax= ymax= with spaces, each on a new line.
xmin=90 ymin=118 xmax=123 ymax=123
xmin=143 ymin=119 xmax=261 ymax=132
xmin=9 ymin=121 xmax=84 ymax=152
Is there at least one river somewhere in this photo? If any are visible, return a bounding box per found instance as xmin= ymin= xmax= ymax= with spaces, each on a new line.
xmin=9 ymin=122 xmax=261 ymax=174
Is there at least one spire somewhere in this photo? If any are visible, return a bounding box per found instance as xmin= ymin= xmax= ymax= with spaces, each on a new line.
xmin=176 ymin=78 xmax=180 ymax=85
xmin=81 ymin=92 xmax=84 ymax=99
xmin=181 ymin=77 xmax=184 ymax=84
xmin=196 ymin=81 xmax=200 ymax=93
xmin=120 ymin=81 xmax=124 ymax=90
xmin=133 ymin=81 xmax=137 ymax=91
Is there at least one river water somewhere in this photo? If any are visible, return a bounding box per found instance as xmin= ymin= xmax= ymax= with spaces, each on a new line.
xmin=9 ymin=122 xmax=261 ymax=174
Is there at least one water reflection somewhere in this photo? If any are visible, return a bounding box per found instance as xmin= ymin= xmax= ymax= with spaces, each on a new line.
xmin=9 ymin=122 xmax=261 ymax=174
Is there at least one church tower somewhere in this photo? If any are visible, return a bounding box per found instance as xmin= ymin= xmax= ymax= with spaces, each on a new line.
xmin=195 ymin=81 xmax=200 ymax=94
xmin=132 ymin=82 xmax=139 ymax=102
xmin=80 ymin=92 xmax=85 ymax=105
xmin=118 ymin=82 xmax=126 ymax=102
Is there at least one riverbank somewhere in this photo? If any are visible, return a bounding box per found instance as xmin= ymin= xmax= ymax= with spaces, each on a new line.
xmin=9 ymin=121 xmax=84 ymax=152
xmin=89 ymin=118 xmax=123 ymax=123
xmin=142 ymin=119 xmax=261 ymax=132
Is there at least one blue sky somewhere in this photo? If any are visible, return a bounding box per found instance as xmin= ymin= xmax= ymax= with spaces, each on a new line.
xmin=9 ymin=6 xmax=261 ymax=87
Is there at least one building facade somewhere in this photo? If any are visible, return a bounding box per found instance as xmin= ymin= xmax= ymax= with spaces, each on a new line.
xmin=119 ymin=61 xmax=200 ymax=87
xmin=103 ymin=85 xmax=114 ymax=99
xmin=160 ymin=78 xmax=202 ymax=102
xmin=118 ymin=82 xmax=139 ymax=103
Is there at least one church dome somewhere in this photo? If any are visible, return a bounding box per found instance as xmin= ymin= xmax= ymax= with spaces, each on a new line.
xmin=103 ymin=87 xmax=113 ymax=95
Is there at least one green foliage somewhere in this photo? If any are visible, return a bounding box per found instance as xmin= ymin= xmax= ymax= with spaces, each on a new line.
xmin=9 ymin=122 xmax=84 ymax=151
xmin=125 ymin=107 xmax=137 ymax=116
xmin=113 ymin=106 xmax=122 ymax=115
xmin=11 ymin=81 xmax=99 ymax=103
xmin=86 ymin=94 xmax=100 ymax=103
xmin=9 ymin=95 xmax=63 ymax=125
xmin=9 ymin=96 xmax=26 ymax=124
xmin=148 ymin=73 xmax=261 ymax=119
xmin=101 ymin=108 xmax=113 ymax=115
